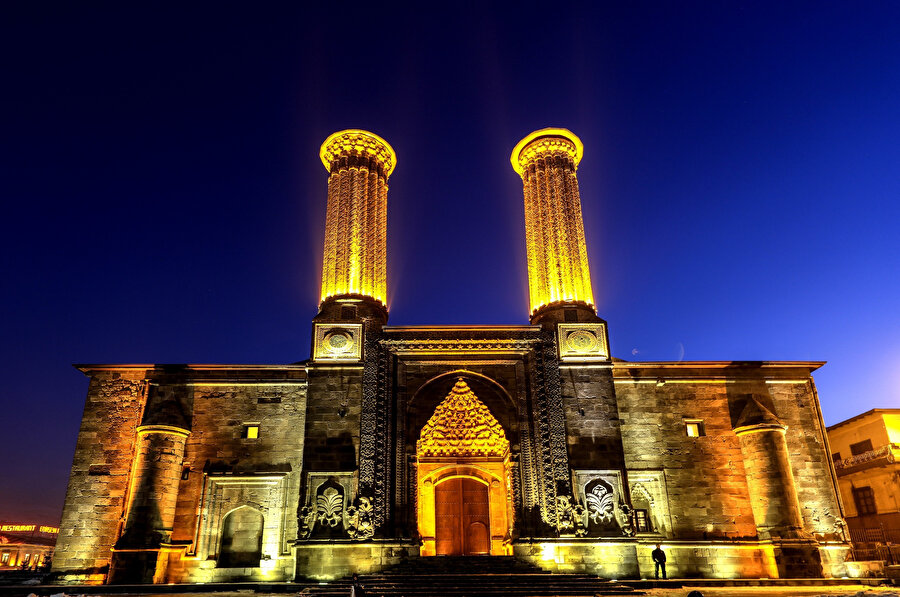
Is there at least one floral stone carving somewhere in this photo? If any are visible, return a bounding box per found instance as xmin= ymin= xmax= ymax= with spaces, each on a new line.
xmin=346 ymin=496 xmax=375 ymax=540
xmin=316 ymin=485 xmax=343 ymax=527
xmin=586 ymin=480 xmax=615 ymax=524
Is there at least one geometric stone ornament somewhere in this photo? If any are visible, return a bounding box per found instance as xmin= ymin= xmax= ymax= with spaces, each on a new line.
xmin=557 ymin=322 xmax=609 ymax=362
xmin=313 ymin=323 xmax=363 ymax=362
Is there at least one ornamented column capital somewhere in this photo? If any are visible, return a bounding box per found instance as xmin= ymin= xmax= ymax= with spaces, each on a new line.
xmin=320 ymin=129 xmax=396 ymax=177
xmin=511 ymin=127 xmax=583 ymax=176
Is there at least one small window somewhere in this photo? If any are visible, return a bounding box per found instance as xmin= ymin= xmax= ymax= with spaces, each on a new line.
xmin=831 ymin=452 xmax=841 ymax=462
xmin=1 ymin=552 xmax=9 ymax=564
xmin=22 ymin=554 xmax=30 ymax=565
xmin=242 ymin=425 xmax=259 ymax=439
xmin=685 ymin=419 xmax=705 ymax=437
xmin=634 ymin=509 xmax=651 ymax=533
xmin=850 ymin=439 xmax=874 ymax=456
xmin=181 ymin=466 xmax=191 ymax=480
xmin=341 ymin=306 xmax=357 ymax=320
xmin=853 ymin=486 xmax=877 ymax=516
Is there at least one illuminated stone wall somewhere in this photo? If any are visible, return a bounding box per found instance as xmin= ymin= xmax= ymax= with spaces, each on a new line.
xmin=52 ymin=371 xmax=147 ymax=584
xmin=613 ymin=363 xmax=846 ymax=577
xmin=53 ymin=367 xmax=307 ymax=585
xmin=164 ymin=378 xmax=307 ymax=583
xmin=558 ymin=364 xmax=623 ymax=472
xmin=511 ymin=129 xmax=594 ymax=318
xmin=615 ymin=377 xmax=759 ymax=540
xmin=758 ymin=380 xmax=846 ymax=540
xmin=319 ymin=130 xmax=394 ymax=309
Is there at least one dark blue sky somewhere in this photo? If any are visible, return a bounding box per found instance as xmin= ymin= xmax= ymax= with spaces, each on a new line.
xmin=2 ymin=2 xmax=898 ymax=522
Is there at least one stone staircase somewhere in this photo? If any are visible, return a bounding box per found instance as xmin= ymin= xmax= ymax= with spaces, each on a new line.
xmin=303 ymin=555 xmax=644 ymax=596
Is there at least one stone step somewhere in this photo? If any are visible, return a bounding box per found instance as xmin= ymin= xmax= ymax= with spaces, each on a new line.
xmin=300 ymin=555 xmax=642 ymax=596
xmin=306 ymin=587 xmax=639 ymax=596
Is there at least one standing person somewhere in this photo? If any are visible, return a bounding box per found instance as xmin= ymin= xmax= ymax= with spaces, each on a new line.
xmin=652 ymin=543 xmax=667 ymax=580
xmin=350 ymin=573 xmax=366 ymax=597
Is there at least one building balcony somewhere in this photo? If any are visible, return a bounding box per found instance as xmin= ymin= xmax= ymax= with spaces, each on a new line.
xmin=835 ymin=443 xmax=900 ymax=475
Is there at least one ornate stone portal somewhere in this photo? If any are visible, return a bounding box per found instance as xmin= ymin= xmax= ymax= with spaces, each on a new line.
xmin=416 ymin=379 xmax=513 ymax=556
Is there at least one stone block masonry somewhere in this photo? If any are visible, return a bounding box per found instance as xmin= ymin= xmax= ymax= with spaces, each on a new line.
xmin=52 ymin=370 xmax=147 ymax=584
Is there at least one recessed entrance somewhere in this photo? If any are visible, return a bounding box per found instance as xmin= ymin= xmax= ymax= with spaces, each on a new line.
xmin=435 ymin=477 xmax=490 ymax=555
xmin=416 ymin=378 xmax=513 ymax=556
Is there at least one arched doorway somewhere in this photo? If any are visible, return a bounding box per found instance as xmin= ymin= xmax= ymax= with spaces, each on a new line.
xmin=416 ymin=379 xmax=513 ymax=556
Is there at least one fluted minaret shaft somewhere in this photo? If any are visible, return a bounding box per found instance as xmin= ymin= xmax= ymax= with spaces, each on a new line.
xmin=512 ymin=129 xmax=595 ymax=320
xmin=319 ymin=130 xmax=395 ymax=311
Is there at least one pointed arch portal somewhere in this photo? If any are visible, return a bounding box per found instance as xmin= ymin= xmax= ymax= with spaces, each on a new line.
xmin=416 ymin=378 xmax=513 ymax=556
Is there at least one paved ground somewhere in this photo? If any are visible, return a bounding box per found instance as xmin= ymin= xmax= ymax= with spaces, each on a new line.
xmin=642 ymin=587 xmax=899 ymax=597
xmin=20 ymin=588 xmax=900 ymax=597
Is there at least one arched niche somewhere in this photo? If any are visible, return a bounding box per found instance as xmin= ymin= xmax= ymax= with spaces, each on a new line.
xmin=217 ymin=506 xmax=263 ymax=568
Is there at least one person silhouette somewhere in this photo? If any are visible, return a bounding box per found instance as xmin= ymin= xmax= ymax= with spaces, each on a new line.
xmin=651 ymin=543 xmax=667 ymax=579
xmin=350 ymin=573 xmax=366 ymax=597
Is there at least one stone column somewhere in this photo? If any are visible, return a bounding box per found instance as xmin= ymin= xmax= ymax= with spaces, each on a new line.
xmin=511 ymin=128 xmax=595 ymax=323
xmin=318 ymin=129 xmax=395 ymax=323
xmin=109 ymin=424 xmax=189 ymax=584
xmin=735 ymin=422 xmax=805 ymax=539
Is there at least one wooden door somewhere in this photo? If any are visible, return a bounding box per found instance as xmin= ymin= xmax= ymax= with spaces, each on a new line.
xmin=434 ymin=477 xmax=490 ymax=555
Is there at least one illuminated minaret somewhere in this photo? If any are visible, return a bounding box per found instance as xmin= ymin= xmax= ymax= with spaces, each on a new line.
xmin=511 ymin=128 xmax=596 ymax=324
xmin=318 ymin=129 xmax=395 ymax=322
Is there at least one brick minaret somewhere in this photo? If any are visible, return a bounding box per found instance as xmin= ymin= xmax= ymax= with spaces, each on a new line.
xmin=317 ymin=129 xmax=395 ymax=323
xmin=511 ymin=128 xmax=596 ymax=324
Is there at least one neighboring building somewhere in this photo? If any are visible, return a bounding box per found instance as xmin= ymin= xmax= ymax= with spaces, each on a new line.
xmin=827 ymin=409 xmax=900 ymax=545
xmin=0 ymin=524 xmax=58 ymax=570
xmin=52 ymin=129 xmax=850 ymax=585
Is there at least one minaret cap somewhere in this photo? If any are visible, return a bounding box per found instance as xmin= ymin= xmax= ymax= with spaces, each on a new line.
xmin=320 ymin=129 xmax=397 ymax=177
xmin=510 ymin=127 xmax=583 ymax=176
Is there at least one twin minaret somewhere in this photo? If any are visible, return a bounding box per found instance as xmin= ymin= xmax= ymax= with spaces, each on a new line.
xmin=317 ymin=128 xmax=597 ymax=325
xmin=318 ymin=130 xmax=395 ymax=323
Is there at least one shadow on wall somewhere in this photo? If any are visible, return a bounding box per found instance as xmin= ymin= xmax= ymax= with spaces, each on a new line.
xmin=217 ymin=506 xmax=264 ymax=568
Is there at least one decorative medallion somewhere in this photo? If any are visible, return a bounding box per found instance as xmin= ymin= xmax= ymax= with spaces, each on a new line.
xmin=313 ymin=323 xmax=363 ymax=362
xmin=417 ymin=379 xmax=509 ymax=459
xmin=557 ymin=323 xmax=610 ymax=361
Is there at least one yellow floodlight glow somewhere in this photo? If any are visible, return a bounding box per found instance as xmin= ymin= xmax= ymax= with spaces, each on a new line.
xmin=318 ymin=130 xmax=394 ymax=308
xmin=510 ymin=127 xmax=583 ymax=175
xmin=511 ymin=128 xmax=595 ymax=317
xmin=320 ymin=129 xmax=396 ymax=176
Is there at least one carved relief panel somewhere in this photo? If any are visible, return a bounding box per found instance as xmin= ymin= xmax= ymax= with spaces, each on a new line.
xmin=299 ymin=472 xmax=355 ymax=540
xmin=312 ymin=323 xmax=363 ymax=362
xmin=557 ymin=323 xmax=609 ymax=362
xmin=572 ymin=469 xmax=630 ymax=536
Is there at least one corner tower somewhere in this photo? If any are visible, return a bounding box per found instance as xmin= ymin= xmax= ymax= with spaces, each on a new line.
xmin=511 ymin=128 xmax=596 ymax=325
xmin=317 ymin=129 xmax=395 ymax=324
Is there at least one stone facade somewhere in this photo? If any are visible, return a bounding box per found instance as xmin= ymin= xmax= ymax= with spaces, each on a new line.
xmin=52 ymin=128 xmax=850 ymax=584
